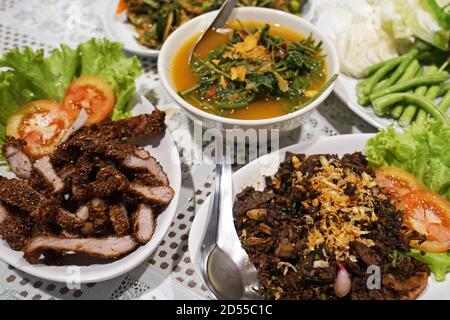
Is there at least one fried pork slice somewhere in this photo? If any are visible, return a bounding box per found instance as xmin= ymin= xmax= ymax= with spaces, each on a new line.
xmin=0 ymin=214 xmax=33 ymax=250
xmin=129 ymin=184 xmax=174 ymax=206
xmin=72 ymin=164 xmax=129 ymax=202
xmin=1 ymin=137 xmax=33 ymax=179
xmin=56 ymin=209 xmax=87 ymax=234
xmin=123 ymin=154 xmax=169 ymax=185
xmin=85 ymin=198 xmax=111 ymax=235
xmin=132 ymin=203 xmax=155 ymax=244
xmin=59 ymin=108 xmax=89 ymax=144
xmin=33 ymin=156 xmax=65 ymax=193
xmin=0 ymin=201 xmax=9 ymax=224
xmin=76 ymin=109 xmax=166 ymax=141
xmin=0 ymin=177 xmax=45 ymax=212
xmin=23 ymin=235 xmax=139 ymax=264
xmin=383 ymin=272 xmax=429 ymax=300
xmin=109 ymin=204 xmax=130 ymax=236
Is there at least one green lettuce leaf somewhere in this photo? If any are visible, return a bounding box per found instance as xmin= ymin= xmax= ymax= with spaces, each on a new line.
xmin=409 ymin=249 xmax=450 ymax=282
xmin=365 ymin=120 xmax=450 ymax=200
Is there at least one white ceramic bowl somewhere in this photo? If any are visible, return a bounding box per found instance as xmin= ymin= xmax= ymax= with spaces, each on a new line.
xmin=158 ymin=7 xmax=339 ymax=131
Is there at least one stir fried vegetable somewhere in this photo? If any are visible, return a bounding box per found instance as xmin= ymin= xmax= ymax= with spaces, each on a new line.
xmin=180 ymin=24 xmax=327 ymax=115
xmin=123 ymin=0 xmax=306 ymax=49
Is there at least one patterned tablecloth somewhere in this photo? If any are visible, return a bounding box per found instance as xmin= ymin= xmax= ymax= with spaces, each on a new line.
xmin=0 ymin=0 xmax=377 ymax=300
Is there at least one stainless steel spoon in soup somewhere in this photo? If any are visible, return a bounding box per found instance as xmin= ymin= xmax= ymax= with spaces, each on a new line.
xmin=199 ymin=150 xmax=261 ymax=300
xmin=188 ymin=0 xmax=238 ymax=64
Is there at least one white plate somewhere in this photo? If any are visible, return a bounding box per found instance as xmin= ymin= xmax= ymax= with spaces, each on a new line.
xmin=311 ymin=0 xmax=449 ymax=129
xmin=0 ymin=96 xmax=181 ymax=283
xmin=189 ymin=134 xmax=450 ymax=300
xmin=102 ymin=0 xmax=159 ymax=57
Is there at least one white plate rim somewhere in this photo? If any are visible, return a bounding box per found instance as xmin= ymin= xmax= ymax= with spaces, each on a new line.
xmin=102 ymin=0 xmax=160 ymax=57
xmin=189 ymin=133 xmax=450 ymax=300
xmin=0 ymin=95 xmax=181 ymax=283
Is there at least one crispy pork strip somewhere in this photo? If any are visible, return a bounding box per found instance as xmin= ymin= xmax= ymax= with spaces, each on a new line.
xmin=59 ymin=108 xmax=89 ymax=144
xmin=133 ymin=203 xmax=155 ymax=244
xmin=78 ymin=109 xmax=166 ymax=141
xmin=0 ymin=214 xmax=33 ymax=250
xmin=33 ymin=156 xmax=64 ymax=193
xmin=1 ymin=137 xmax=32 ymax=179
xmin=72 ymin=164 xmax=129 ymax=201
xmin=109 ymin=204 xmax=130 ymax=236
xmin=0 ymin=201 xmax=9 ymax=224
xmin=56 ymin=209 xmax=86 ymax=233
xmin=0 ymin=177 xmax=44 ymax=212
xmin=23 ymin=235 xmax=139 ymax=263
xmin=129 ymin=184 xmax=174 ymax=206
xmin=123 ymin=154 xmax=169 ymax=185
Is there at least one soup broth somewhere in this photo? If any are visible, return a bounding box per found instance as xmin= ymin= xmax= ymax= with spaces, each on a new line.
xmin=172 ymin=21 xmax=327 ymax=120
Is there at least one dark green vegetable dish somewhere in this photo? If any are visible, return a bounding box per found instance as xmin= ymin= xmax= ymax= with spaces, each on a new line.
xmin=122 ymin=0 xmax=306 ymax=49
xmin=173 ymin=22 xmax=334 ymax=120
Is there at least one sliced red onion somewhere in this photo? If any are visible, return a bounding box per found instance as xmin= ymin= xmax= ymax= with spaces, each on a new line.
xmin=335 ymin=262 xmax=352 ymax=298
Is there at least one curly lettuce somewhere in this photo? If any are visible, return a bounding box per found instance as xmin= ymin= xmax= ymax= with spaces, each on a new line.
xmin=365 ymin=119 xmax=450 ymax=200
xmin=409 ymin=249 xmax=450 ymax=281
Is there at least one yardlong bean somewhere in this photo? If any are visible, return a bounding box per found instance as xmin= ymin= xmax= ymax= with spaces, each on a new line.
xmin=399 ymin=66 xmax=438 ymax=127
xmin=369 ymin=72 xmax=448 ymax=101
xmin=372 ymin=93 xmax=449 ymax=124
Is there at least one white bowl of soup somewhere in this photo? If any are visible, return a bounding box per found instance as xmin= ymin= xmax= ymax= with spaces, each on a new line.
xmin=158 ymin=7 xmax=339 ymax=131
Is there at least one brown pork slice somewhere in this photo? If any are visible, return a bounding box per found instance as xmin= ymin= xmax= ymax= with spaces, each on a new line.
xmin=122 ymin=153 xmax=169 ymax=186
xmin=132 ymin=203 xmax=155 ymax=244
xmin=23 ymin=235 xmax=138 ymax=264
xmin=0 ymin=177 xmax=45 ymax=212
xmin=1 ymin=137 xmax=33 ymax=179
xmin=109 ymin=204 xmax=130 ymax=236
xmin=129 ymin=183 xmax=174 ymax=206
xmin=33 ymin=156 xmax=65 ymax=193
xmin=0 ymin=214 xmax=33 ymax=250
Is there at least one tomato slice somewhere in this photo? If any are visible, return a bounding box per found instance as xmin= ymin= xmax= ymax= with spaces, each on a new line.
xmin=375 ymin=166 xmax=423 ymax=201
xmin=63 ymin=76 xmax=115 ymax=125
xmin=6 ymin=100 xmax=72 ymax=159
xmin=400 ymin=190 xmax=450 ymax=253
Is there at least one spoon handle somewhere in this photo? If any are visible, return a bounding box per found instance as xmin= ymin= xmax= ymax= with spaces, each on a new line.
xmin=209 ymin=0 xmax=239 ymax=30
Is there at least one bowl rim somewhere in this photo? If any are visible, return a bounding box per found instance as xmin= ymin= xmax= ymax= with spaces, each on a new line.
xmin=158 ymin=7 xmax=340 ymax=126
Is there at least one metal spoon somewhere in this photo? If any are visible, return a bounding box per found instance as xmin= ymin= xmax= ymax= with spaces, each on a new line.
xmin=188 ymin=0 xmax=238 ymax=64
xmin=199 ymin=150 xmax=261 ymax=300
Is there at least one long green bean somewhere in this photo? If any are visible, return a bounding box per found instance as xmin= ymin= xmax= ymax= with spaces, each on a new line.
xmin=384 ymin=51 xmax=419 ymax=88
xmin=399 ymin=66 xmax=438 ymax=127
xmin=369 ymin=72 xmax=448 ymax=101
xmin=439 ymin=90 xmax=450 ymax=113
xmin=363 ymin=56 xmax=408 ymax=96
xmin=372 ymin=93 xmax=448 ymax=124
xmin=390 ymin=61 xmax=422 ymax=119
xmin=362 ymin=55 xmax=405 ymax=78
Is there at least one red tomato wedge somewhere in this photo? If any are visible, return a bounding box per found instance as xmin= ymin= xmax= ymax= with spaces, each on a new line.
xmin=375 ymin=166 xmax=423 ymax=201
xmin=6 ymin=100 xmax=72 ymax=159
xmin=400 ymin=190 xmax=450 ymax=253
xmin=63 ymin=76 xmax=116 ymax=125
xmin=376 ymin=166 xmax=450 ymax=253
xmin=116 ymin=0 xmax=128 ymax=14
